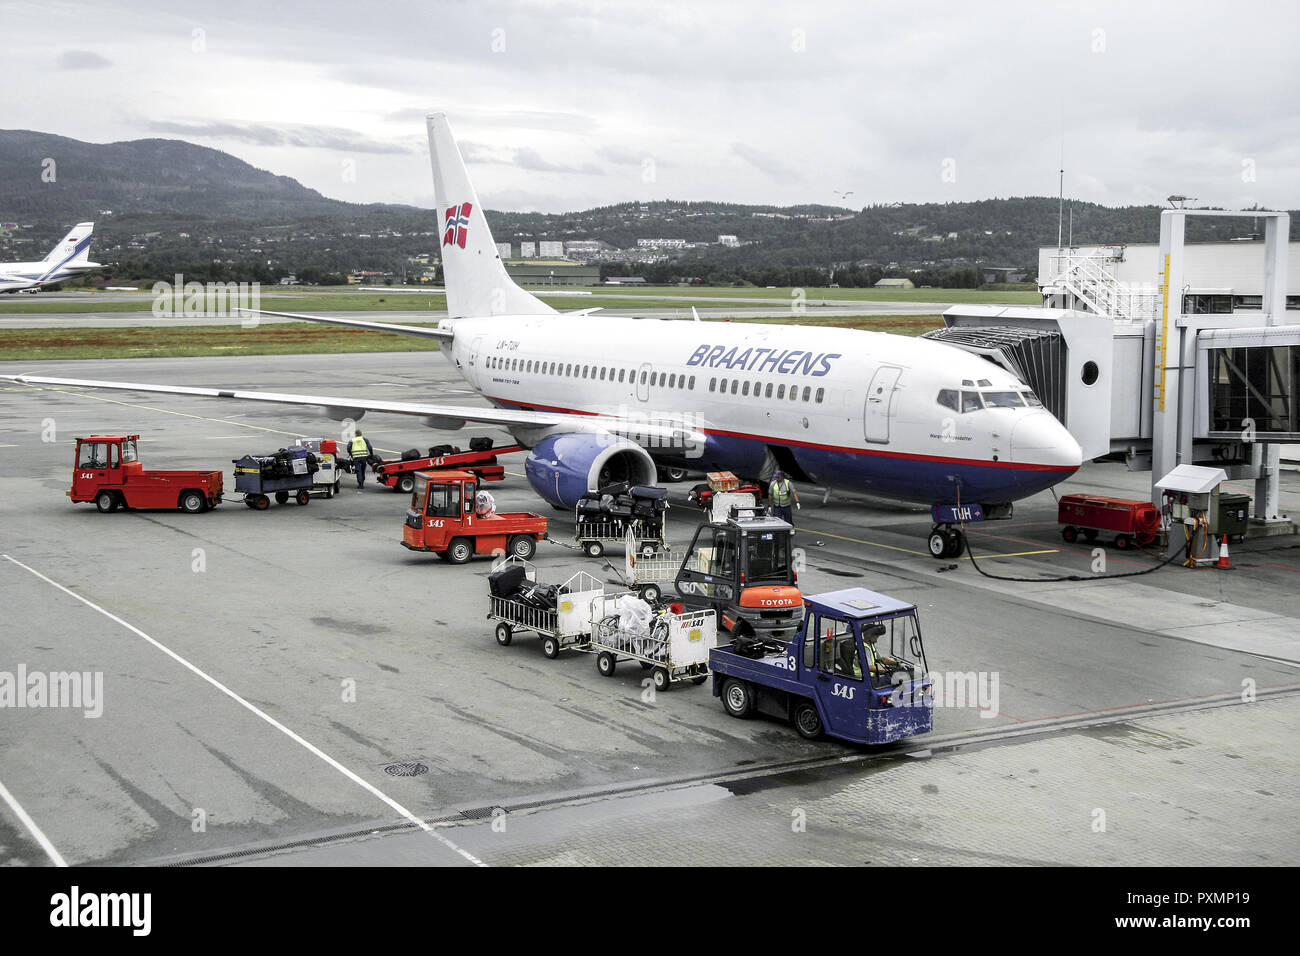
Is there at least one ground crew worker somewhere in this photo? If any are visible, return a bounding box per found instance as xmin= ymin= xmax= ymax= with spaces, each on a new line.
xmin=349 ymin=428 xmax=375 ymax=491
xmin=768 ymin=470 xmax=800 ymax=525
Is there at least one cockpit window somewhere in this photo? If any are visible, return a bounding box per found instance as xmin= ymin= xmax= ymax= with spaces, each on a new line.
xmin=1021 ymin=390 xmax=1043 ymax=407
xmin=977 ymin=379 xmax=991 ymax=387
xmin=936 ymin=389 xmax=959 ymax=412
xmin=960 ymin=390 xmax=983 ymax=412
xmin=981 ymin=391 xmax=1025 ymax=408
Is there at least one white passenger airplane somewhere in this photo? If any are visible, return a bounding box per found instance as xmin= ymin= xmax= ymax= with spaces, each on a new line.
xmin=3 ymin=115 xmax=1081 ymax=556
xmin=0 ymin=222 xmax=101 ymax=292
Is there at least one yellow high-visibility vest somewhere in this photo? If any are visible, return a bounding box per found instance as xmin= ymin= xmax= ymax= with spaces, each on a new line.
xmin=350 ymin=435 xmax=369 ymax=457
xmin=770 ymin=479 xmax=793 ymax=506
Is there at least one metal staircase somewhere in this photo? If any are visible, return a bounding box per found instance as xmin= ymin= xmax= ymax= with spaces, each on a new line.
xmin=1042 ymin=251 xmax=1158 ymax=323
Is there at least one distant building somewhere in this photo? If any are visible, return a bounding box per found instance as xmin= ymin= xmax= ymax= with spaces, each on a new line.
xmin=538 ymin=240 xmax=564 ymax=257
xmin=874 ymin=278 xmax=915 ymax=289
xmin=636 ymin=238 xmax=686 ymax=249
xmin=519 ymin=241 xmax=536 ymax=258
xmin=495 ymin=242 xmax=512 ymax=259
xmin=718 ymin=235 xmax=739 ymax=247
xmin=505 ymin=260 xmax=598 ymax=287
xmin=564 ymin=239 xmax=614 ymax=257
xmin=604 ymin=276 xmax=648 ymax=285
xmin=981 ymin=266 xmax=1028 ymax=283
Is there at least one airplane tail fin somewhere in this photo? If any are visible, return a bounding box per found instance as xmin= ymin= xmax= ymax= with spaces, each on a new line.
xmin=426 ymin=113 xmax=556 ymax=319
xmin=43 ymin=222 xmax=94 ymax=264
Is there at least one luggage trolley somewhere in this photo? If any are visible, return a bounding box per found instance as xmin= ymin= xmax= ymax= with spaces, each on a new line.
xmin=617 ymin=529 xmax=682 ymax=602
xmin=574 ymin=484 xmax=669 ymax=558
xmin=588 ymin=593 xmax=716 ymax=691
xmin=232 ymin=454 xmax=315 ymax=510
xmin=487 ymin=557 xmax=606 ymax=659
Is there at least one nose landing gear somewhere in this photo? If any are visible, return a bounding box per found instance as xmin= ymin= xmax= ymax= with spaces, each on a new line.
xmin=928 ymin=525 xmax=965 ymax=559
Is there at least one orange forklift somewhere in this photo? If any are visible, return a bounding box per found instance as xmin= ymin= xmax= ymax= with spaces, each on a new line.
xmin=401 ymin=470 xmax=548 ymax=563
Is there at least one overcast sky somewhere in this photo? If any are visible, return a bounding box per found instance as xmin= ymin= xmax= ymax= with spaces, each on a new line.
xmin=3 ymin=0 xmax=1298 ymax=213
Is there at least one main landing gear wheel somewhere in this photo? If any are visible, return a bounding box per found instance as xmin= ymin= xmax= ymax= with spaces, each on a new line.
xmin=660 ymin=466 xmax=688 ymax=482
xmin=495 ymin=622 xmax=513 ymax=646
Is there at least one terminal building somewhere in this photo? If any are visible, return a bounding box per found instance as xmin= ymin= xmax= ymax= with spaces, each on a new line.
xmin=927 ymin=210 xmax=1298 ymax=541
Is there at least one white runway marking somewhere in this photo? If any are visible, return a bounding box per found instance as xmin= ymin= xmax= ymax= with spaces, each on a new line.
xmin=2 ymin=553 xmax=485 ymax=868
xmin=0 ymin=776 xmax=68 ymax=867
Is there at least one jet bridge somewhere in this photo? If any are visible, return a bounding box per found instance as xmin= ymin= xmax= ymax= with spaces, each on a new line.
xmin=929 ymin=209 xmax=1296 ymax=533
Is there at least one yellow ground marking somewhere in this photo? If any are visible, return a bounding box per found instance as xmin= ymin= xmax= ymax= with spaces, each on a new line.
xmin=799 ymin=526 xmax=1059 ymax=560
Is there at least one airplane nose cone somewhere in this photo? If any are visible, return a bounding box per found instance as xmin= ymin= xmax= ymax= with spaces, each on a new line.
xmin=1010 ymin=412 xmax=1082 ymax=470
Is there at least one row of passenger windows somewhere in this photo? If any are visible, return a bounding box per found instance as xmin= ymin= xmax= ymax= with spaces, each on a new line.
xmin=487 ymin=353 xmax=826 ymax=404
xmin=710 ymin=377 xmax=824 ymax=403
xmin=936 ymin=388 xmax=1043 ymax=413
xmin=488 ymin=354 xmax=696 ymax=390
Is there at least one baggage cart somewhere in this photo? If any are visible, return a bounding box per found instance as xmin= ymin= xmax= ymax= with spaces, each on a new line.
xmin=587 ymin=593 xmax=715 ymax=691
xmin=232 ymin=455 xmax=315 ymax=510
xmin=487 ymin=557 xmax=606 ymax=659
xmin=575 ymin=514 xmax=666 ymax=558
xmin=618 ymin=529 xmax=681 ymax=602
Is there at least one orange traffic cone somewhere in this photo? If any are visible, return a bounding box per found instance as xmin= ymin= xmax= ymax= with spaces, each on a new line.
xmin=1217 ymin=535 xmax=1234 ymax=570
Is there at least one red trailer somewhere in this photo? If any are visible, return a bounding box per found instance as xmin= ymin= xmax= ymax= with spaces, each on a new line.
xmin=401 ymin=470 xmax=547 ymax=563
xmin=374 ymin=443 xmax=522 ymax=494
xmin=70 ymin=435 xmax=223 ymax=513
xmin=1057 ymin=493 xmax=1159 ymax=549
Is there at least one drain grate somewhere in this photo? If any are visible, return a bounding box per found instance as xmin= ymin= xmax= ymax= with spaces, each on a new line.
xmin=459 ymin=805 xmax=505 ymax=820
xmin=384 ymin=761 xmax=429 ymax=777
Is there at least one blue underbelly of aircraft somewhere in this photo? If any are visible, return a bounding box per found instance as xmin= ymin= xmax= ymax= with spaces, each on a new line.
xmin=494 ymin=399 xmax=1070 ymax=507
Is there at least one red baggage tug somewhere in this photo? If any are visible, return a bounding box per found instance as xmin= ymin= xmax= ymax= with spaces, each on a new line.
xmin=1057 ymin=493 xmax=1160 ymax=550
xmin=69 ymin=435 xmax=223 ymax=513
xmin=401 ymin=470 xmax=548 ymax=563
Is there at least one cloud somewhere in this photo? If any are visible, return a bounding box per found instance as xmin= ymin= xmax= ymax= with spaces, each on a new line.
xmin=144 ymin=120 xmax=414 ymax=155
xmin=56 ymin=50 xmax=111 ymax=70
xmin=730 ymin=143 xmax=800 ymax=182
xmin=513 ymin=148 xmax=603 ymax=175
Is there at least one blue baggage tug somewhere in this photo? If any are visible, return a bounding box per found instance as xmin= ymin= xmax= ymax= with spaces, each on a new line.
xmin=709 ymin=587 xmax=934 ymax=744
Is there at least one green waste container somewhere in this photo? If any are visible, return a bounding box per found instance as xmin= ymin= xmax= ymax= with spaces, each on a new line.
xmin=1214 ymin=493 xmax=1251 ymax=541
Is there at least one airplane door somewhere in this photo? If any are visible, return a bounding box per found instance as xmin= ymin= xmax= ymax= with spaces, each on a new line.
xmin=635 ymin=363 xmax=652 ymax=402
xmin=863 ymin=365 xmax=902 ymax=444
xmin=466 ymin=336 xmax=487 ymax=387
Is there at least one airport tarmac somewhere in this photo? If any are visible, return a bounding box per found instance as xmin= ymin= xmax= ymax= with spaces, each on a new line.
xmin=1 ymin=351 xmax=1297 ymax=867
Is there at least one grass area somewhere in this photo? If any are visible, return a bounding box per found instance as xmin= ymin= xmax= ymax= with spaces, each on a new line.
xmin=0 ymin=285 xmax=1039 ymax=315
xmin=0 ymin=323 xmax=442 ymax=361
xmin=0 ymin=313 xmax=944 ymax=361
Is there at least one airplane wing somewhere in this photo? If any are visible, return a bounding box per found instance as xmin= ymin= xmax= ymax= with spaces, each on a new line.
xmin=356 ymin=287 xmax=592 ymax=297
xmin=235 ymin=308 xmax=453 ymax=341
xmin=1 ymin=374 xmax=706 ymax=446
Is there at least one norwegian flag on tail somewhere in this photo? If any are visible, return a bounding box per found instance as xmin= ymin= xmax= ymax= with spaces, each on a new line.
xmin=442 ymin=202 xmax=472 ymax=248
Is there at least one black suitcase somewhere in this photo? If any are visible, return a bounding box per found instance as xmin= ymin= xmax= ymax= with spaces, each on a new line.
xmin=401 ymin=448 xmax=422 ymax=461
xmin=429 ymin=444 xmax=461 ymax=458
xmin=469 ymin=437 xmax=494 ymax=452
xmin=488 ymin=564 xmax=527 ymax=598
